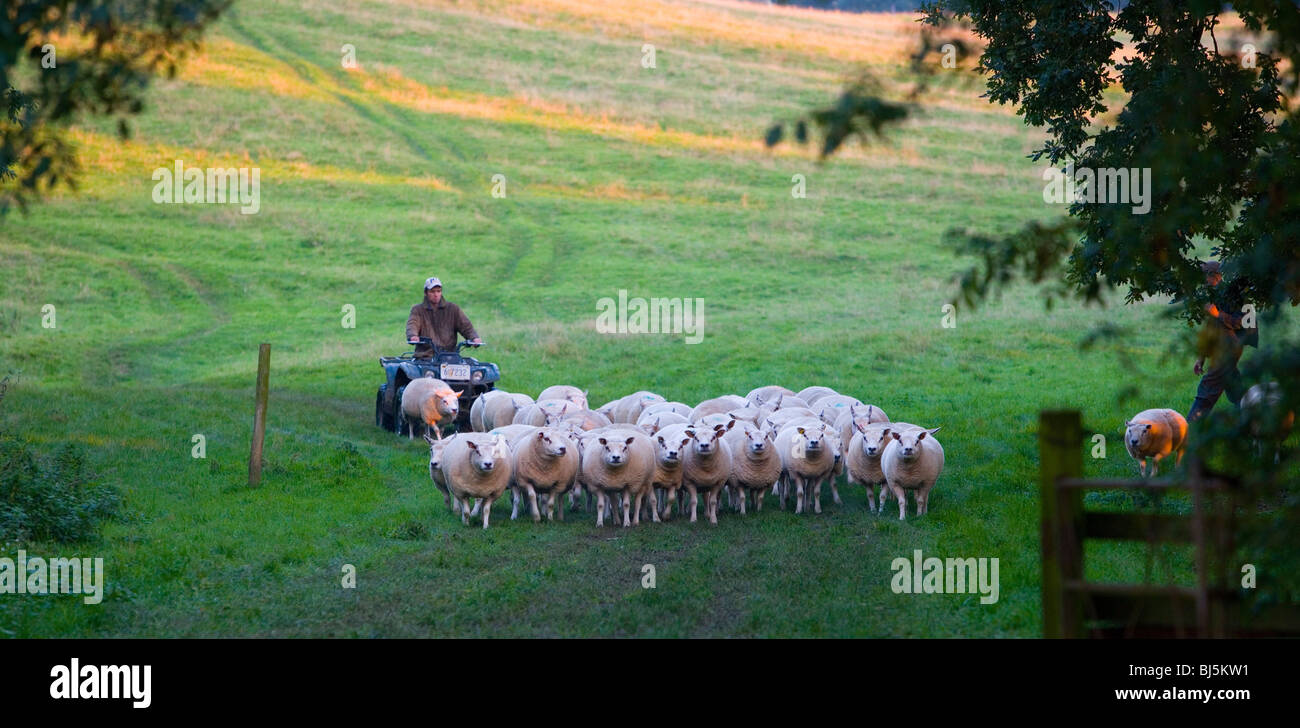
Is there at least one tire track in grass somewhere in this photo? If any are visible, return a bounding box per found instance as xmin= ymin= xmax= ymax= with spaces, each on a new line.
xmin=219 ymin=17 xmax=546 ymax=291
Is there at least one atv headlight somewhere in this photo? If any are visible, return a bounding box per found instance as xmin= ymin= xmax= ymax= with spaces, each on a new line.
xmin=471 ymin=370 xmax=484 ymax=383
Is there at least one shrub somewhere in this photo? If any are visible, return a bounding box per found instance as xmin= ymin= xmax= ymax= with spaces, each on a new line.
xmin=0 ymin=437 xmax=121 ymax=543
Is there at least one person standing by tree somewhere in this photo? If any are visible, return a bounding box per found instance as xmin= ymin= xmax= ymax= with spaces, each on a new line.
xmin=1187 ymin=261 xmax=1258 ymax=422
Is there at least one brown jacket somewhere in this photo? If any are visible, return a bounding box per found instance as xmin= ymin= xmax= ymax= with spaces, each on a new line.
xmin=406 ymin=300 xmax=478 ymax=357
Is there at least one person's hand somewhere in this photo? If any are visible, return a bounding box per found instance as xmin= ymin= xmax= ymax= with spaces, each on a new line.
xmin=1194 ymin=358 xmax=1204 ymax=376
xmin=408 ymin=337 xmax=419 ymax=344
xmin=471 ymin=337 xmax=483 ymax=345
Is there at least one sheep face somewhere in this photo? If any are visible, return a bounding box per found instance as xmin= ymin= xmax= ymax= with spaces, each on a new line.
xmin=597 ymin=436 xmax=635 ymax=466
xmin=424 ymin=433 xmax=450 ymax=470
xmin=465 ymin=436 xmax=506 ymax=472
xmin=656 ymin=434 xmax=690 ymax=464
xmin=689 ymin=421 xmax=733 ymax=454
xmin=856 ymin=424 xmax=892 ymax=457
xmin=430 ymin=388 xmax=459 ymax=421
xmin=890 ymin=427 xmax=940 ymax=462
xmin=743 ymin=426 xmax=772 ymax=455
xmin=536 ymin=430 xmax=569 ymax=458
xmin=1125 ymin=421 xmax=1154 ymax=451
xmin=796 ymin=425 xmax=826 ymax=453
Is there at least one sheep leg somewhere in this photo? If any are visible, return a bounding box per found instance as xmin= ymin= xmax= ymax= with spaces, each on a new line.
xmin=1149 ymin=456 xmax=1161 ymax=478
xmin=778 ymin=475 xmax=788 ymax=510
xmin=919 ymin=484 xmax=934 ymax=515
xmin=756 ymin=488 xmax=765 ymax=512
xmin=648 ymin=488 xmax=661 ymax=523
xmin=813 ymin=478 xmax=823 ymax=514
xmin=632 ymin=492 xmax=643 ymax=526
xmin=738 ymin=486 xmax=748 ymax=515
xmin=830 ymin=481 xmax=842 ymax=506
xmin=794 ymin=476 xmax=805 ymax=514
xmin=857 ymin=481 xmax=874 ymax=511
xmin=686 ymin=485 xmax=699 ymax=523
xmin=595 ymin=491 xmax=606 ymax=527
xmin=622 ymin=492 xmax=632 ymax=528
xmin=481 ymin=495 xmax=496 ymax=529
xmin=878 ymin=484 xmax=889 ymax=513
xmin=470 ymin=499 xmax=483 ymax=518
xmin=890 ymin=484 xmax=907 ymax=520
xmin=525 ymin=484 xmax=541 ymax=523
xmin=510 ymin=487 xmax=521 ymax=520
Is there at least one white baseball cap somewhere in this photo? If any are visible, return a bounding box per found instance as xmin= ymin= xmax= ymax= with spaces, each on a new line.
xmin=424 ymin=277 xmax=442 ymax=290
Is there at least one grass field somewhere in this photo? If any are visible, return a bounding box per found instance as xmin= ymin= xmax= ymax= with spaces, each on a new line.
xmin=1 ymin=0 xmax=1288 ymax=637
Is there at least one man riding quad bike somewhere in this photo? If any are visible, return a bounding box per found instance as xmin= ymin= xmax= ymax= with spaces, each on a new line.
xmin=374 ymin=277 xmax=499 ymax=435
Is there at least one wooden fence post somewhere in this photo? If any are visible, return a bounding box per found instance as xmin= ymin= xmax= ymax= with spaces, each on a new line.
xmin=248 ymin=343 xmax=271 ymax=487
xmin=1040 ymin=410 xmax=1083 ymax=638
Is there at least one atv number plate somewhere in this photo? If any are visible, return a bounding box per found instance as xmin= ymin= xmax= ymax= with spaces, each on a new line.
xmin=440 ymin=363 xmax=471 ymax=380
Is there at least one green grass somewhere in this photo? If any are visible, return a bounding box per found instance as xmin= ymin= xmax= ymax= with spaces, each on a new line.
xmin=0 ymin=0 xmax=1293 ymax=637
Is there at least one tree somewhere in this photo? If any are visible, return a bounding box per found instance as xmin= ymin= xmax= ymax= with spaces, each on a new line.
xmin=774 ymin=0 xmax=1300 ymax=605
xmin=1 ymin=0 xmax=230 ymax=214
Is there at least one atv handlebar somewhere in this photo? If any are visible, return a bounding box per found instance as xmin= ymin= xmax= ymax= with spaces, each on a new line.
xmin=405 ymin=337 xmax=486 ymax=352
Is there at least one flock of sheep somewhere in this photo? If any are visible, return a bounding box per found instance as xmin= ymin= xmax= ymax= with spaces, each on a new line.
xmin=400 ymin=382 xmax=944 ymax=529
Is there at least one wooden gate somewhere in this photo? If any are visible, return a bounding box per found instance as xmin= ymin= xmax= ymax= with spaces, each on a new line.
xmin=1039 ymin=410 xmax=1298 ymax=638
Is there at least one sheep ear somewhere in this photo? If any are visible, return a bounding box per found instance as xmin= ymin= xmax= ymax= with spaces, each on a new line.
xmin=624 ymin=436 xmax=634 ymax=445
xmin=917 ymin=431 xmax=928 ymax=441
xmin=1145 ymin=424 xmax=1152 ymax=430
xmin=725 ymin=419 xmax=735 ymax=431
xmin=537 ymin=430 xmax=546 ymax=440
xmin=598 ymin=437 xmax=607 ymax=445
xmin=880 ymin=428 xmax=891 ymax=440
xmin=657 ymin=435 xmax=666 ymax=446
xmin=891 ymin=431 xmax=901 ymax=441
xmin=466 ymin=441 xmax=479 ymax=451
xmin=796 ymin=427 xmax=805 ymax=435
xmin=854 ymin=420 xmax=867 ymax=434
xmin=424 ymin=433 xmax=436 ymax=445
xmin=927 ymin=426 xmax=942 ymax=436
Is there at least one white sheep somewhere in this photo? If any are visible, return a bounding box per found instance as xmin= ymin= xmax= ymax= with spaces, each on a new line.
xmin=636 ymin=411 xmax=689 ymax=434
xmin=815 ymin=394 xmax=864 ymax=425
xmin=514 ymin=399 xmax=580 ymax=426
xmin=1124 ymin=408 xmax=1188 ymax=477
xmin=538 ymin=385 xmax=589 ymax=411
xmin=401 ymin=377 xmax=460 ymax=440
xmin=509 ymin=427 xmax=580 ymax=522
xmin=649 ymin=424 xmax=692 ymax=520
xmin=579 ymin=428 xmax=657 ymax=527
xmin=479 ymin=391 xmax=535 ymax=431
xmin=1241 ymin=382 xmax=1294 ymax=462
xmin=689 ymin=395 xmax=749 ymax=422
xmin=724 ymin=421 xmax=781 ymax=514
xmin=681 ymin=421 xmax=735 ymax=524
xmin=745 ymin=385 xmax=796 ymax=406
xmin=556 ymin=409 xmax=613 ymax=432
xmin=440 ymin=433 xmax=513 ymax=529
xmin=610 ymin=391 xmax=668 ymax=424
xmin=845 ymin=423 xmax=894 ymax=512
xmin=796 ymin=386 xmax=839 ymax=405
xmin=422 ymin=432 xmax=457 ymax=510
xmin=773 ymin=422 xmax=839 ymax=514
xmin=642 ymin=401 xmax=693 ymax=419
xmin=880 ymin=427 xmax=944 ymax=520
